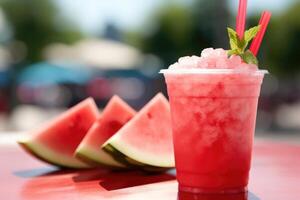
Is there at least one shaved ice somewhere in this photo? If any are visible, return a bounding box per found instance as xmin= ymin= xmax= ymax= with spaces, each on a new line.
xmin=169 ymin=48 xmax=258 ymax=70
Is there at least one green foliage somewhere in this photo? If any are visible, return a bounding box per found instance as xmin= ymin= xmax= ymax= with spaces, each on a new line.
xmin=125 ymin=0 xmax=300 ymax=76
xmin=0 ymin=0 xmax=83 ymax=65
xmin=261 ymin=2 xmax=300 ymax=77
xmin=240 ymin=50 xmax=259 ymax=65
xmin=127 ymin=0 xmax=230 ymax=67
xmin=227 ymin=26 xmax=260 ymax=65
xmin=244 ymin=26 xmax=260 ymax=43
xmin=227 ymin=28 xmax=242 ymax=53
xmin=141 ymin=4 xmax=195 ymax=66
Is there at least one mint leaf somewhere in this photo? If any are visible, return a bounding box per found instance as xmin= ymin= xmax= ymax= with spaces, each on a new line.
xmin=227 ymin=25 xmax=261 ymax=65
xmin=227 ymin=49 xmax=240 ymax=56
xmin=227 ymin=28 xmax=240 ymax=52
xmin=240 ymin=50 xmax=259 ymax=65
xmin=227 ymin=28 xmax=247 ymax=54
xmin=237 ymin=38 xmax=247 ymax=52
xmin=244 ymin=25 xmax=261 ymax=43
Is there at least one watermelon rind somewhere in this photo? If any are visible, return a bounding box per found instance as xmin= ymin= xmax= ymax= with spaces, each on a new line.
xmin=75 ymin=145 xmax=126 ymax=168
xmin=102 ymin=93 xmax=175 ymax=169
xmin=74 ymin=95 xmax=136 ymax=168
xmin=18 ymin=139 xmax=91 ymax=168
xmin=103 ymin=137 xmax=174 ymax=168
xmin=18 ymin=98 xmax=99 ymax=169
xmin=103 ymin=144 xmax=171 ymax=172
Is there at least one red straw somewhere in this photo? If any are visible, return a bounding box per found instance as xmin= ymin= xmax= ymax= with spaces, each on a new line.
xmin=236 ymin=0 xmax=248 ymax=39
xmin=249 ymin=11 xmax=272 ymax=56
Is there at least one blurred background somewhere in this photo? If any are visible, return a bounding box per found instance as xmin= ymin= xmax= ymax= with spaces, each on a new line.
xmin=0 ymin=0 xmax=299 ymax=141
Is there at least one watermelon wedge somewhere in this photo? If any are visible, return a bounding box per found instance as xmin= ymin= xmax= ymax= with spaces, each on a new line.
xmin=75 ymin=95 xmax=136 ymax=168
xmin=18 ymin=98 xmax=99 ymax=168
xmin=102 ymin=93 xmax=174 ymax=169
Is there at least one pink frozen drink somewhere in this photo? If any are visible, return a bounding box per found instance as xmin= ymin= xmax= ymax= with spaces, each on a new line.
xmin=161 ymin=48 xmax=267 ymax=193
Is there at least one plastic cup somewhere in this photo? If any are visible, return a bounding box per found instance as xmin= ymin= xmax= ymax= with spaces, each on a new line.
xmin=178 ymin=190 xmax=248 ymax=200
xmin=161 ymin=68 xmax=267 ymax=194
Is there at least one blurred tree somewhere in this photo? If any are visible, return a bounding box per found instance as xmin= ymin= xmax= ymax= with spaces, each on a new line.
xmin=264 ymin=1 xmax=300 ymax=77
xmin=191 ymin=0 xmax=230 ymax=49
xmin=0 ymin=0 xmax=83 ymax=66
xmin=240 ymin=2 xmax=300 ymax=77
xmin=141 ymin=3 xmax=195 ymax=66
xmin=125 ymin=0 xmax=230 ymax=67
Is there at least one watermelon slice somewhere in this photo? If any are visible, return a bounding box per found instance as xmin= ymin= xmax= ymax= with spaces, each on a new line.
xmin=75 ymin=95 xmax=136 ymax=168
xmin=102 ymin=93 xmax=174 ymax=169
xmin=18 ymin=98 xmax=99 ymax=168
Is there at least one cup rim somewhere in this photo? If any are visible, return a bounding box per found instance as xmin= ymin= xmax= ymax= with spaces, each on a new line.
xmin=159 ymin=69 xmax=268 ymax=75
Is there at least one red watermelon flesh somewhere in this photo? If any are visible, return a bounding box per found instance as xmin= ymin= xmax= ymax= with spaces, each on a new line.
xmin=76 ymin=95 xmax=136 ymax=168
xmin=102 ymin=93 xmax=174 ymax=168
xmin=18 ymin=98 xmax=99 ymax=168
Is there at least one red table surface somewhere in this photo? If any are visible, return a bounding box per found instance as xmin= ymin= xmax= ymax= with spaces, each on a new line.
xmin=1 ymin=140 xmax=300 ymax=200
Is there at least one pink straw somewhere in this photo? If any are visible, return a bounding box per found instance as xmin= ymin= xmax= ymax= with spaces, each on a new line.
xmin=249 ymin=11 xmax=272 ymax=56
xmin=236 ymin=0 xmax=248 ymax=39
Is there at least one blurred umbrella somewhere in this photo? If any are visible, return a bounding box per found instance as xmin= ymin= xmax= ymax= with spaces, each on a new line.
xmin=43 ymin=38 xmax=143 ymax=69
xmin=17 ymin=62 xmax=91 ymax=86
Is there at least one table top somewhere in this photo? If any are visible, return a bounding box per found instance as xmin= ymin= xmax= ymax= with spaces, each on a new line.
xmin=1 ymin=140 xmax=300 ymax=200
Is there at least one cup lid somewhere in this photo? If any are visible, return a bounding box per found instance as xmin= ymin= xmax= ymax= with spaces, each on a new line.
xmin=159 ymin=68 xmax=269 ymax=75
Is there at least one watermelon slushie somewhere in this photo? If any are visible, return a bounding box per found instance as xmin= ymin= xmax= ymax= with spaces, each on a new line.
xmin=161 ymin=48 xmax=267 ymax=193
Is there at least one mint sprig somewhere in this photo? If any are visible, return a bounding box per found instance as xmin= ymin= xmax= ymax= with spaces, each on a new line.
xmin=240 ymin=50 xmax=259 ymax=65
xmin=227 ymin=25 xmax=261 ymax=65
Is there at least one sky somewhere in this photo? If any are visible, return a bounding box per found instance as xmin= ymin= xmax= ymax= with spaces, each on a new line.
xmin=54 ymin=0 xmax=295 ymax=35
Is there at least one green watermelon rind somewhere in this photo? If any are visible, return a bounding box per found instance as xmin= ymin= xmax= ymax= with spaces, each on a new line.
xmin=17 ymin=98 xmax=100 ymax=169
xmin=102 ymin=94 xmax=175 ymax=169
xmin=74 ymin=95 xmax=137 ymax=169
xmin=18 ymin=139 xmax=91 ymax=169
xmin=103 ymin=143 xmax=173 ymax=172
xmin=75 ymin=146 xmax=126 ymax=169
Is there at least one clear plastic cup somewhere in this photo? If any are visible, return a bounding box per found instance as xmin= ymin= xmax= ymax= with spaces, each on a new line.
xmin=178 ymin=190 xmax=248 ymax=200
xmin=161 ymin=69 xmax=267 ymax=194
